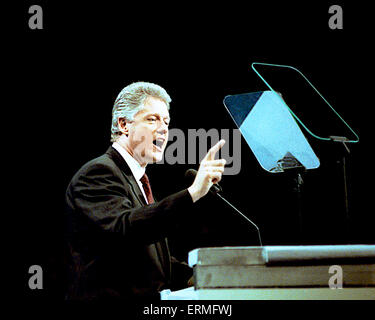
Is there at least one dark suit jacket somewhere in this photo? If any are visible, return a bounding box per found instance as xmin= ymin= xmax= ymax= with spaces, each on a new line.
xmin=64 ymin=146 xmax=193 ymax=300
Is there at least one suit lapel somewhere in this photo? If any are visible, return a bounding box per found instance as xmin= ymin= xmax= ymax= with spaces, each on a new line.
xmin=106 ymin=146 xmax=171 ymax=279
xmin=106 ymin=146 xmax=147 ymax=206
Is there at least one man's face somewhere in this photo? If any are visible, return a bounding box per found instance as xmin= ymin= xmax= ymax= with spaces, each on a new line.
xmin=124 ymin=97 xmax=170 ymax=166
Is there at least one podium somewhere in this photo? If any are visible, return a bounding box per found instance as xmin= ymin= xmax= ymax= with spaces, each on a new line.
xmin=186 ymin=245 xmax=375 ymax=300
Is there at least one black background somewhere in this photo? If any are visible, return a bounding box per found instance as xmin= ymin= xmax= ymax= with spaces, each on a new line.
xmin=8 ymin=0 xmax=374 ymax=310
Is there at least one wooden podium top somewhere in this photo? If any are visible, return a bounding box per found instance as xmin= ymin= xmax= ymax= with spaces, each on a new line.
xmin=162 ymin=246 xmax=375 ymax=300
xmin=188 ymin=245 xmax=375 ymax=267
xmin=188 ymin=245 xmax=375 ymax=290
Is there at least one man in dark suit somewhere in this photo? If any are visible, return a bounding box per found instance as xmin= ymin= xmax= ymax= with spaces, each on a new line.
xmin=65 ymin=82 xmax=226 ymax=300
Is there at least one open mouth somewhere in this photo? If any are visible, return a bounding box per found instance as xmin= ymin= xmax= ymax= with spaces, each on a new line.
xmin=152 ymin=138 xmax=164 ymax=150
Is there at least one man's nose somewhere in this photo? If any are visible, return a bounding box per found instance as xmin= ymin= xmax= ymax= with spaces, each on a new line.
xmin=157 ymin=121 xmax=168 ymax=134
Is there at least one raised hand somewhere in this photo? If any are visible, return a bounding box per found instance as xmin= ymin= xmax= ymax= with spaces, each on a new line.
xmin=188 ymin=139 xmax=226 ymax=203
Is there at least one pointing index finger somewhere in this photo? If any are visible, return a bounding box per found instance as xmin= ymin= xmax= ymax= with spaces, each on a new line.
xmin=204 ymin=139 xmax=226 ymax=161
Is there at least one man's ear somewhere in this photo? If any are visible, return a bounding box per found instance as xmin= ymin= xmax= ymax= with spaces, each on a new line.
xmin=118 ymin=118 xmax=129 ymax=136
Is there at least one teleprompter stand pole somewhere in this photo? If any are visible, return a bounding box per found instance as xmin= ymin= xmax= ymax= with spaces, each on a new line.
xmin=277 ymin=153 xmax=306 ymax=243
xmin=330 ymin=136 xmax=351 ymax=222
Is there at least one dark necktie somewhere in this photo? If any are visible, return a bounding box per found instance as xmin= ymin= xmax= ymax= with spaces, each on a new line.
xmin=140 ymin=173 xmax=154 ymax=204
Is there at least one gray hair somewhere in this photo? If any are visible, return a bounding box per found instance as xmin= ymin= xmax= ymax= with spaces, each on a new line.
xmin=110 ymin=81 xmax=171 ymax=142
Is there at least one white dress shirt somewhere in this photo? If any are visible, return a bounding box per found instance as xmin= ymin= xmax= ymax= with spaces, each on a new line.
xmin=112 ymin=142 xmax=148 ymax=203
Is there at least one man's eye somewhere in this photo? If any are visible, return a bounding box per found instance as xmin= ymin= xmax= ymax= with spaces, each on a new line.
xmin=148 ymin=118 xmax=157 ymax=122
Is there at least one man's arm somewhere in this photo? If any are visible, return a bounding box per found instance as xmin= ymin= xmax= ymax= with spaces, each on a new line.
xmin=67 ymin=139 xmax=226 ymax=245
xmin=67 ymin=163 xmax=194 ymax=245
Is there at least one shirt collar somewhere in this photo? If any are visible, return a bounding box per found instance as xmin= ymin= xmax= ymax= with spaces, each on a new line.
xmin=112 ymin=142 xmax=145 ymax=181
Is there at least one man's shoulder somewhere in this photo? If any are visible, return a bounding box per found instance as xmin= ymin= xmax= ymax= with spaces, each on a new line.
xmin=65 ymin=147 xmax=133 ymax=201
xmin=70 ymin=147 xmax=125 ymax=182
xmin=80 ymin=152 xmax=115 ymax=172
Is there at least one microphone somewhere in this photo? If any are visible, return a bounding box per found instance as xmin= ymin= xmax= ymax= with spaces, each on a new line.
xmin=185 ymin=169 xmax=263 ymax=246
